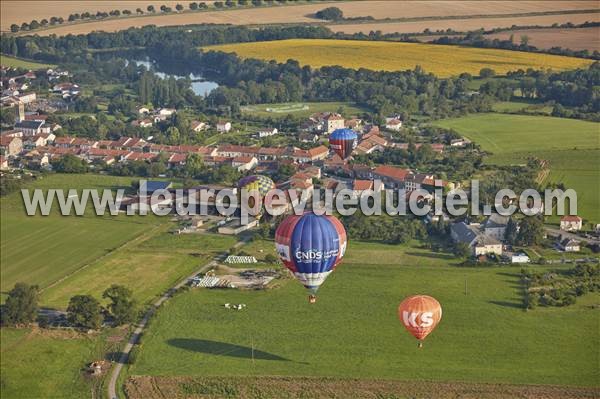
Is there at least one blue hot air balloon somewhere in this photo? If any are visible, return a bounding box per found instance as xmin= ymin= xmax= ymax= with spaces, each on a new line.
xmin=329 ymin=128 xmax=358 ymax=159
xmin=275 ymin=212 xmax=347 ymax=303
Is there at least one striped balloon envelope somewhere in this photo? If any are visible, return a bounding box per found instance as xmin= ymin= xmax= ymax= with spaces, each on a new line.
xmin=275 ymin=212 xmax=347 ymax=303
xmin=238 ymin=175 xmax=276 ymax=196
xmin=398 ymin=295 xmax=442 ymax=346
xmin=329 ymin=128 xmax=358 ymax=159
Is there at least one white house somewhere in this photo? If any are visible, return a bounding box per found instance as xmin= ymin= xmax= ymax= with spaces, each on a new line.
xmin=385 ymin=118 xmax=403 ymax=131
xmin=232 ymin=156 xmax=258 ymax=172
xmin=560 ymin=215 xmax=582 ymax=231
xmin=483 ymin=214 xmax=509 ymax=241
xmin=558 ymin=237 xmax=580 ymax=252
xmin=511 ymin=252 xmax=530 ymax=264
xmin=324 ymin=113 xmax=345 ymax=134
xmin=191 ymin=121 xmax=208 ymax=132
xmin=158 ymin=108 xmax=176 ymax=117
xmin=257 ymin=128 xmax=278 ymax=138
xmin=217 ymin=121 xmax=232 ymax=133
xmin=450 ymin=222 xmax=503 ymax=256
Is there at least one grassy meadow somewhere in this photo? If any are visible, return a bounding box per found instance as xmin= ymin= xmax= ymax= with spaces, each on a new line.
xmin=435 ymin=113 xmax=600 ymax=222
xmin=0 ymin=174 xmax=236 ymax=308
xmin=130 ymin=240 xmax=599 ymax=388
xmin=204 ymin=39 xmax=593 ymax=77
xmin=0 ymin=55 xmax=56 ymax=69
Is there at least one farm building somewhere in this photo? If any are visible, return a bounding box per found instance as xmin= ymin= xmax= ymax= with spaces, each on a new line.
xmin=218 ymin=218 xmax=259 ymax=235
xmin=560 ymin=215 xmax=582 ymax=231
xmin=558 ymin=238 xmax=580 ymax=252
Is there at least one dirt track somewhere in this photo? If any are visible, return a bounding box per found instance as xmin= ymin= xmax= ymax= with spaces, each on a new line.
xmin=125 ymin=376 xmax=600 ymax=399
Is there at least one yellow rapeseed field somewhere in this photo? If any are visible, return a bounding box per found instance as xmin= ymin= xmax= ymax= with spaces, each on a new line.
xmin=205 ymin=39 xmax=593 ymax=77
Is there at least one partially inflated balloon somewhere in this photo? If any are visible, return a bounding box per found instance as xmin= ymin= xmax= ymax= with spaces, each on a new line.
xmin=238 ymin=175 xmax=276 ymax=212
xmin=329 ymin=128 xmax=358 ymax=159
xmin=398 ymin=295 xmax=442 ymax=343
xmin=275 ymin=212 xmax=347 ymax=302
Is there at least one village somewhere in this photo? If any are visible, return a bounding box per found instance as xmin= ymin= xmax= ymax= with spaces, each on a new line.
xmin=1 ymin=63 xmax=598 ymax=268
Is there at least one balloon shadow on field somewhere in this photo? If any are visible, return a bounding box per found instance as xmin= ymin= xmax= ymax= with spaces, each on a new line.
xmin=167 ymin=338 xmax=292 ymax=362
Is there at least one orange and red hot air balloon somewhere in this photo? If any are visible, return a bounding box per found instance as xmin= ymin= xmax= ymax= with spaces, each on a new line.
xmin=398 ymin=295 xmax=442 ymax=347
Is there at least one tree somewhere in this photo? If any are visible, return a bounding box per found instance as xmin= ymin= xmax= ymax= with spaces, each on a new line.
xmin=50 ymin=154 xmax=88 ymax=173
xmin=102 ymin=285 xmax=137 ymax=325
xmin=315 ymin=7 xmax=343 ymax=21
xmin=516 ymin=216 xmax=544 ymax=246
xmin=176 ymin=3 xmax=184 ymax=11
xmin=1 ymin=283 xmax=39 ymax=326
xmin=454 ymin=242 xmax=471 ymax=259
xmin=67 ymin=295 xmax=102 ymax=330
xmin=504 ymin=218 xmax=518 ymax=245
xmin=147 ymin=5 xmax=155 ymax=12
xmin=214 ymin=1 xmax=224 ymax=8
xmin=520 ymin=35 xmax=530 ymax=47
xmin=479 ymin=68 xmax=496 ymax=78
xmin=10 ymin=24 xmax=19 ymax=32
xmin=264 ymin=254 xmax=278 ymax=263
xmin=189 ymin=2 xmax=198 ymax=9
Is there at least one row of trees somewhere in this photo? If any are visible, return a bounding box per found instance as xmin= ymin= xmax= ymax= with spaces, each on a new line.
xmin=1 ymin=283 xmax=136 ymax=330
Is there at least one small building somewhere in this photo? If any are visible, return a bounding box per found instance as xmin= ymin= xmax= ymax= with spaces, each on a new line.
xmin=483 ymin=214 xmax=509 ymax=241
xmin=324 ymin=113 xmax=345 ymax=134
xmin=191 ymin=121 xmax=208 ymax=132
xmin=257 ymin=128 xmax=278 ymax=138
xmin=560 ymin=215 xmax=582 ymax=231
xmin=450 ymin=222 xmax=503 ymax=256
xmin=0 ymin=136 xmax=23 ymax=157
xmin=232 ymin=156 xmax=258 ymax=172
xmin=511 ymin=252 xmax=530 ymax=264
xmin=218 ymin=218 xmax=259 ymax=235
xmin=216 ymin=121 xmax=232 ymax=133
xmin=385 ymin=118 xmax=403 ymax=131
xmin=558 ymin=237 xmax=580 ymax=252
xmin=13 ymin=120 xmax=44 ymax=136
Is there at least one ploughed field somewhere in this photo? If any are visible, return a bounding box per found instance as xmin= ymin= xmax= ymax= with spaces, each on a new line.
xmin=204 ymin=39 xmax=593 ymax=77
xmin=128 ymin=240 xmax=599 ymax=393
xmin=435 ymin=113 xmax=600 ymax=223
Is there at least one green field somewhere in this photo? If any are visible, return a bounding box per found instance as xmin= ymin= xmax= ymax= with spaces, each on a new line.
xmin=1 ymin=174 xmax=237 ymax=308
xmin=0 ymin=327 xmax=111 ymax=398
xmin=0 ymin=55 xmax=56 ymax=69
xmin=130 ymin=240 xmax=599 ymax=389
xmin=435 ymin=114 xmax=600 ymax=222
xmin=241 ymin=101 xmax=369 ymax=119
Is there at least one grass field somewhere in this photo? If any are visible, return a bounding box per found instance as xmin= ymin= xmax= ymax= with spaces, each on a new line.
xmin=130 ymin=240 xmax=599 ymax=389
xmin=205 ymin=39 xmax=593 ymax=77
xmin=0 ymin=327 xmax=112 ymax=398
xmin=241 ymin=101 xmax=369 ymax=119
xmin=0 ymin=55 xmax=56 ymax=69
xmin=435 ymin=114 xmax=600 ymax=222
xmin=0 ymin=173 xmax=238 ymax=309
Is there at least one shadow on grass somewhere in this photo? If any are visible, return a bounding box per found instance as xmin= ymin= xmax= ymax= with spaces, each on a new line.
xmin=167 ymin=338 xmax=291 ymax=361
xmin=404 ymin=251 xmax=455 ymax=261
xmin=488 ymin=300 xmax=524 ymax=309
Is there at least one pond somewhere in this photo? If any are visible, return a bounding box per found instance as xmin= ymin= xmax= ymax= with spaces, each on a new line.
xmin=130 ymin=58 xmax=219 ymax=97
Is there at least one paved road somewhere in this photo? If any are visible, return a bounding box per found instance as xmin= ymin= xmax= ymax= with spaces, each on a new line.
xmin=107 ymin=236 xmax=250 ymax=399
xmin=544 ymin=227 xmax=600 ymax=245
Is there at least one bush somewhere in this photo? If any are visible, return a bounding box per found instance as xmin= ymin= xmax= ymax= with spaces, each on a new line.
xmin=315 ymin=7 xmax=343 ymax=21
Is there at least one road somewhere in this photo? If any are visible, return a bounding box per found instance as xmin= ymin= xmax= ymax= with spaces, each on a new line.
xmin=544 ymin=226 xmax=600 ymax=245
xmin=107 ymin=236 xmax=250 ymax=399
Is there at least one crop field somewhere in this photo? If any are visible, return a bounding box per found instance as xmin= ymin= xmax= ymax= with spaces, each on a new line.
xmin=435 ymin=114 xmax=600 ymax=222
xmin=486 ymin=27 xmax=600 ymax=52
xmin=0 ymin=173 xmax=237 ymax=308
xmin=205 ymin=39 xmax=593 ymax=77
xmin=330 ymin=13 xmax=599 ymax=35
xmin=241 ymin=101 xmax=369 ymax=119
xmin=128 ymin=240 xmax=599 ymax=394
xmin=14 ymin=0 xmax=599 ymax=37
xmin=0 ymin=55 xmax=56 ymax=69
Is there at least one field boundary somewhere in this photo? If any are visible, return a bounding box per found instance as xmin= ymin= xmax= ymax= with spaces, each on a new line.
xmin=125 ymin=375 xmax=600 ymax=399
xmin=39 ymin=222 xmax=167 ymax=294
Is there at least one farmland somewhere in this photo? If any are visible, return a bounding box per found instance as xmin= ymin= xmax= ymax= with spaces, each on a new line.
xmin=0 ymin=173 xmax=237 ymax=309
xmin=128 ymin=240 xmax=599 ymax=393
xmin=241 ymin=101 xmax=369 ymax=119
xmin=205 ymin=39 xmax=593 ymax=77
xmin=0 ymin=55 xmax=56 ymax=69
xmin=0 ymin=327 xmax=116 ymax=399
xmin=330 ymin=13 xmax=600 ymax=35
xmin=485 ymin=27 xmax=600 ymax=52
xmin=10 ymin=0 xmax=599 ymax=37
xmin=435 ymin=114 xmax=600 ymax=222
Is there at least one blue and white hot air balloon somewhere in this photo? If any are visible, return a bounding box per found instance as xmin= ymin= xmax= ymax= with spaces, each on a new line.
xmin=275 ymin=212 xmax=347 ymax=303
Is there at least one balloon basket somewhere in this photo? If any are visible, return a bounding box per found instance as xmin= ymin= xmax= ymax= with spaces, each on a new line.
xmin=417 ymin=342 xmax=423 ymax=349
xmin=308 ymin=295 xmax=317 ymax=304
